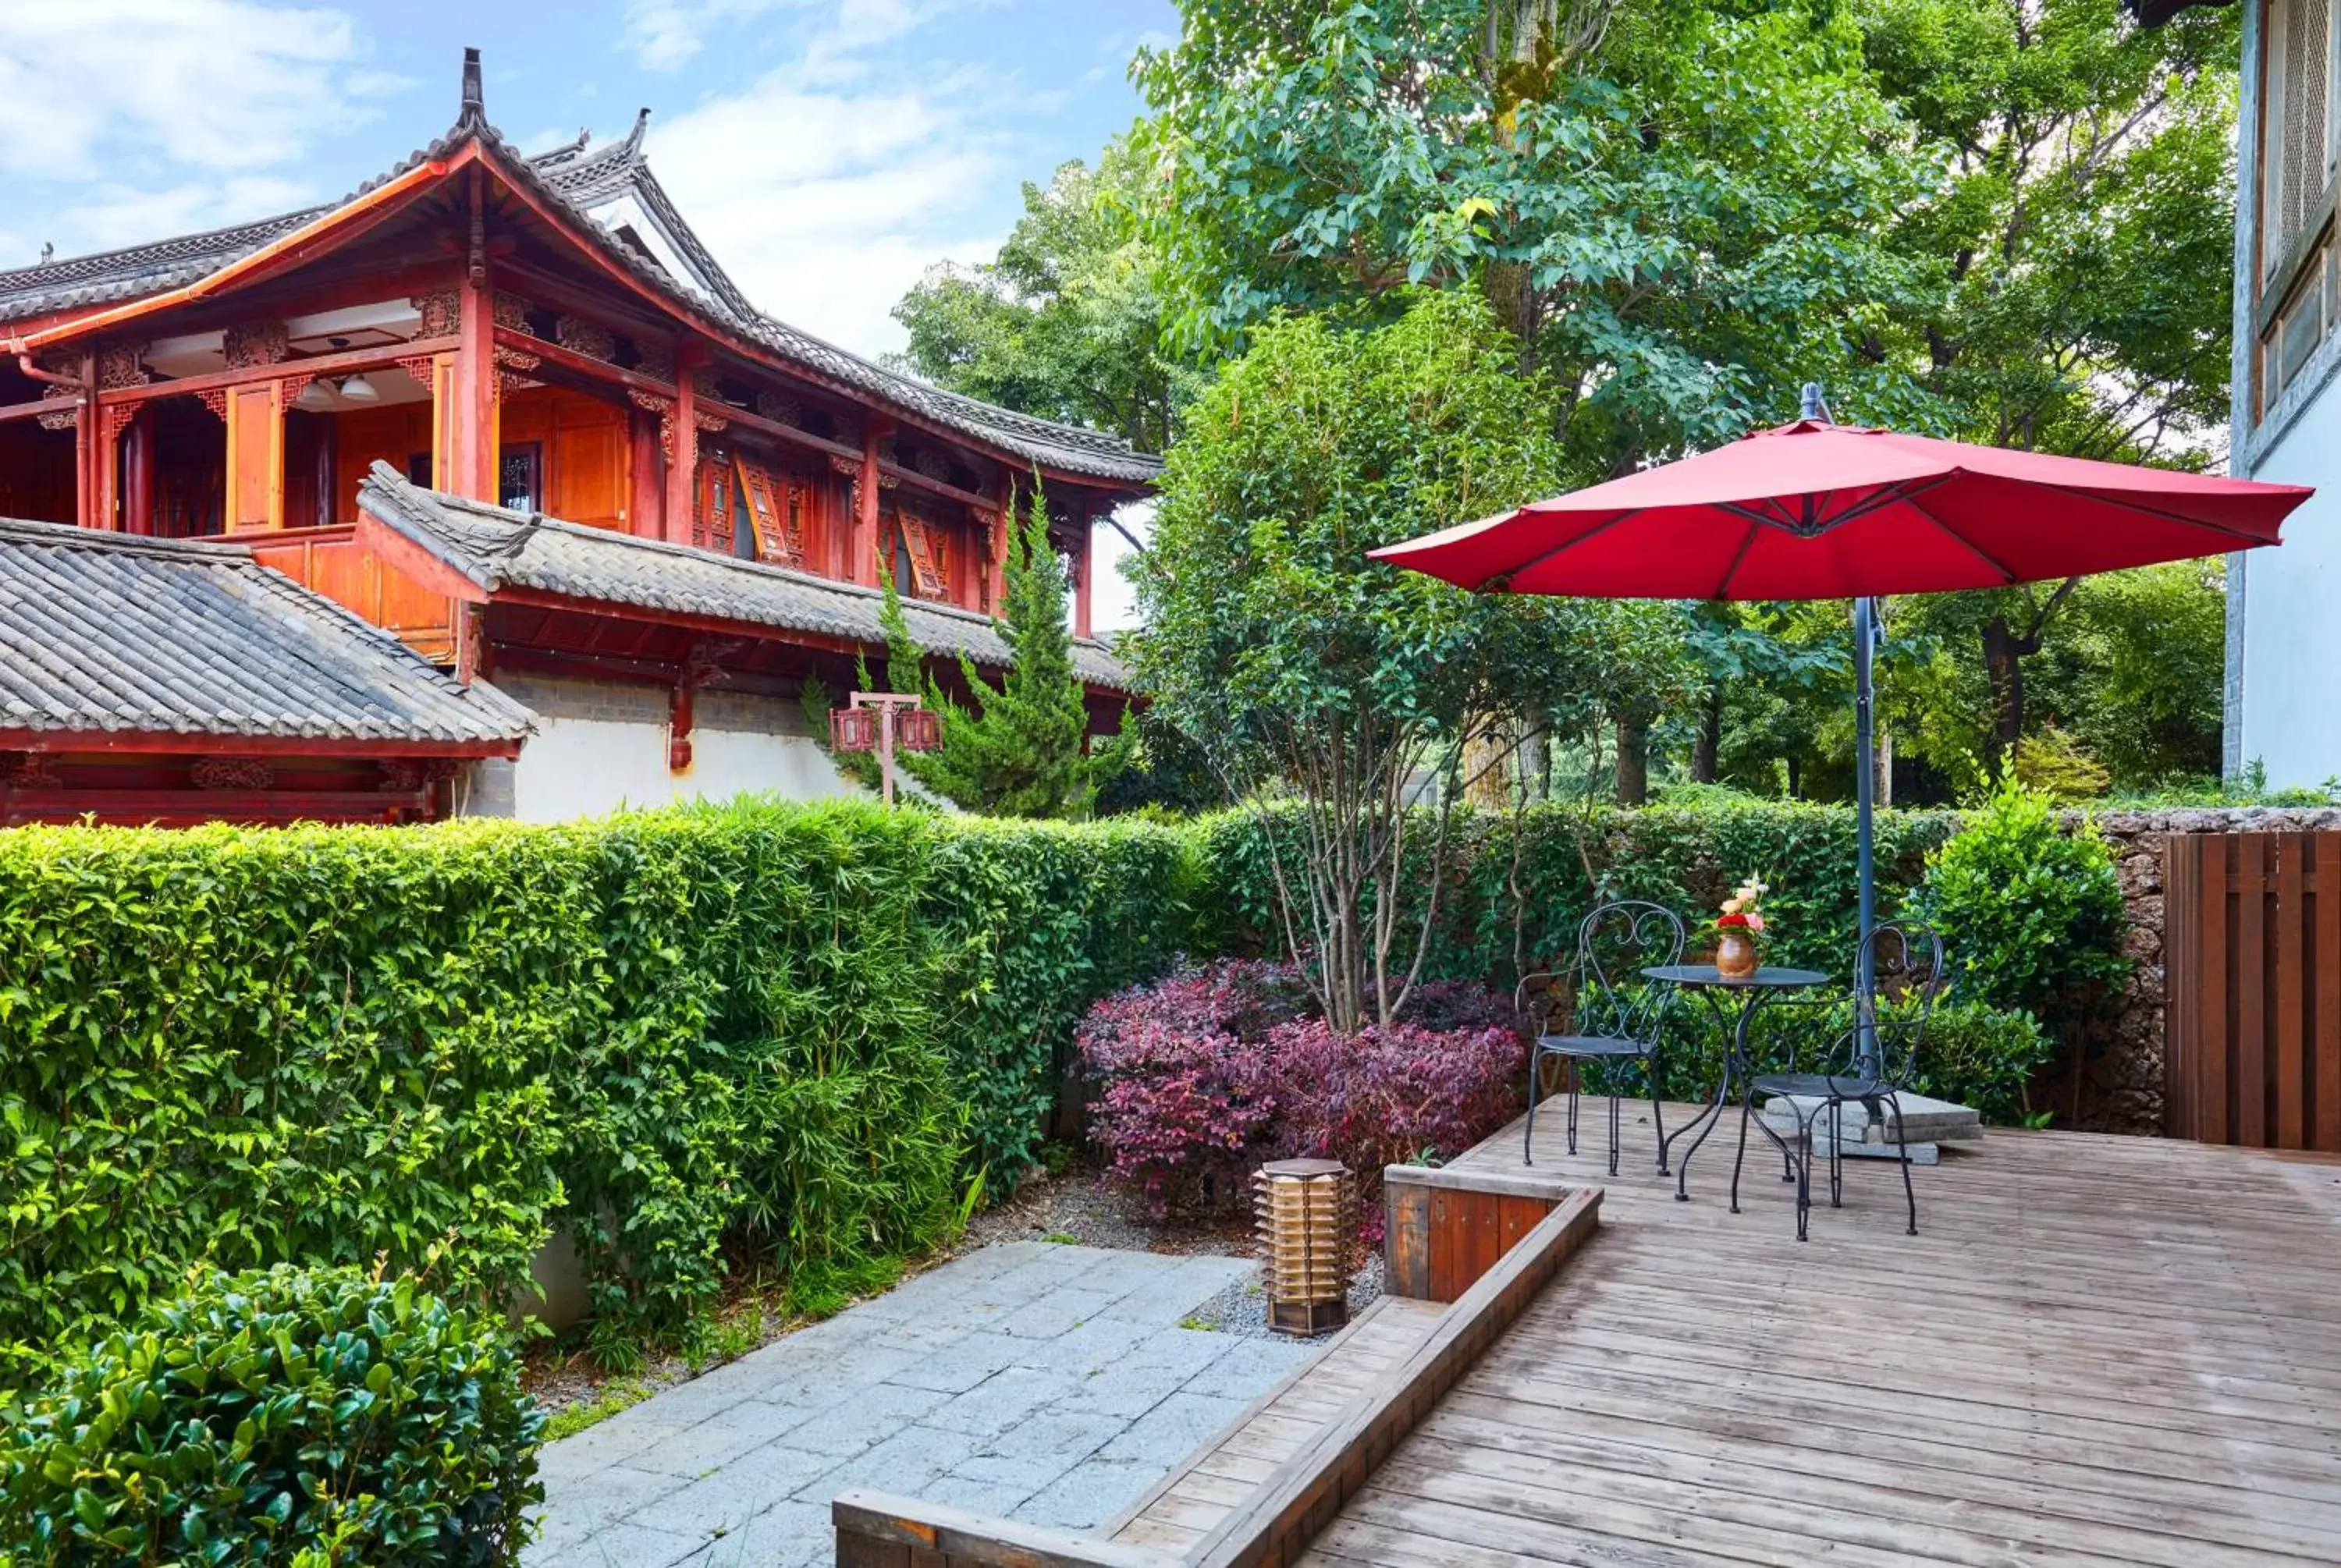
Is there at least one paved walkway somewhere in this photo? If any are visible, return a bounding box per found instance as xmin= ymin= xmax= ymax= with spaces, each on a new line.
xmin=529 ymin=1242 xmax=1317 ymax=1568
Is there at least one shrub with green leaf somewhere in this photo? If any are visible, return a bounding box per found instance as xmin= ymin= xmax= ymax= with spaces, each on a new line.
xmin=0 ymin=1265 xmax=541 ymax=1567
xmin=1911 ymin=776 xmax=2129 ymax=1038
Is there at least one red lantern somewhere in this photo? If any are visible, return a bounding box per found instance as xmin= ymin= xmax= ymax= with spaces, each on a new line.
xmin=896 ymin=707 xmax=941 ymax=753
xmin=829 ymin=707 xmax=878 ymax=753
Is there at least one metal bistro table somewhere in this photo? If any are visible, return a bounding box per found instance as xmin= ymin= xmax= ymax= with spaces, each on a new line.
xmin=1641 ymin=963 xmax=1830 ymax=1201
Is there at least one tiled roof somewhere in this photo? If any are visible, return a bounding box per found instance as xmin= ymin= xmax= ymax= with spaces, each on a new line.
xmin=0 ymin=517 xmax=535 ymax=747
xmin=355 ymin=465 xmax=1135 ymax=694
xmin=1 ymin=64 xmax=1163 ymax=486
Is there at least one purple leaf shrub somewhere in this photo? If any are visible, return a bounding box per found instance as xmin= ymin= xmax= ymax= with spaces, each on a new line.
xmin=1077 ymin=960 xmax=1526 ymax=1219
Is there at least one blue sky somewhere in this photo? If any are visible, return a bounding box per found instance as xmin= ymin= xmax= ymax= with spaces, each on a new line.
xmin=0 ymin=0 xmax=1176 ymax=359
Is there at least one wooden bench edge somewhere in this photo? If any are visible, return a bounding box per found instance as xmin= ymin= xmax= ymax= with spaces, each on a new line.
xmin=833 ymin=1489 xmax=1185 ymax=1568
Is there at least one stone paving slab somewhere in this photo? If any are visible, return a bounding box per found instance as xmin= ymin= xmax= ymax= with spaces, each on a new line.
xmin=531 ymin=1243 xmax=1319 ymax=1568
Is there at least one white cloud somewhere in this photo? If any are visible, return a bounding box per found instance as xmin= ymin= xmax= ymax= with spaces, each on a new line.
xmin=0 ymin=2 xmax=371 ymax=180
xmin=649 ymin=70 xmax=1012 ymax=354
xmin=53 ymin=176 xmax=317 ymax=252
xmin=626 ymin=0 xmax=795 ymax=72
xmin=625 ymin=0 xmax=968 ymax=76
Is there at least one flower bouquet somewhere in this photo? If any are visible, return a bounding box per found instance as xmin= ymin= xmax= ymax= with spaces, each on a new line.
xmin=1714 ymin=877 xmax=1768 ymax=980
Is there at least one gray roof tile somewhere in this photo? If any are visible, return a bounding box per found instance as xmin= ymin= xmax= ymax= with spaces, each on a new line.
xmin=1 ymin=89 xmax=1162 ymax=485
xmin=0 ymin=518 xmax=535 ymax=747
xmin=355 ymin=464 xmax=1133 ymax=694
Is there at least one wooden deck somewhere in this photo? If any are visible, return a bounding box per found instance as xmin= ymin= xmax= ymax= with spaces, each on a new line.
xmin=1295 ymin=1101 xmax=2341 ymax=1568
xmin=1111 ymin=1296 xmax=1450 ymax=1555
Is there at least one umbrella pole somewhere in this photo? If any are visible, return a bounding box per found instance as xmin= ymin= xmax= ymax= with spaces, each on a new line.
xmin=1853 ymin=594 xmax=1879 ymax=1076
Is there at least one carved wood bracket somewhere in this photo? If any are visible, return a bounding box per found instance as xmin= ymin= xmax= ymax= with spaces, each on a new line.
xmin=222 ymin=321 xmax=290 ymax=369
xmin=492 ymin=346 xmax=542 ymax=399
xmin=628 ymin=388 xmax=678 ymax=463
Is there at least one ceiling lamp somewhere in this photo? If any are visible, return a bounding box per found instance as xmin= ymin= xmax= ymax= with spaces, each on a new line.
xmin=338 ymin=373 xmax=379 ymax=403
xmin=292 ymin=379 xmax=335 ymax=412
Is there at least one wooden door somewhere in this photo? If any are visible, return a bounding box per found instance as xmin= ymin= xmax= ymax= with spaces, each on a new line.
xmin=225 ymin=382 xmax=282 ymax=530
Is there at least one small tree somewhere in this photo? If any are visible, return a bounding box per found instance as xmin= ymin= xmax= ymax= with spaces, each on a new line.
xmin=915 ymin=480 xmax=1111 ymax=818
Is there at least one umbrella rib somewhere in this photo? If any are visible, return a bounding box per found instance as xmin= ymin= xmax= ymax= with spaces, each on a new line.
xmin=1714 ymin=516 xmax=1763 ymax=600
xmin=1824 ymin=473 xmax=1958 ymax=531
xmin=1487 ymin=508 xmax=1644 ymax=589
xmin=2023 ymin=478 xmax=2281 ymax=545
xmin=1899 ymin=489 xmax=2021 ymax=585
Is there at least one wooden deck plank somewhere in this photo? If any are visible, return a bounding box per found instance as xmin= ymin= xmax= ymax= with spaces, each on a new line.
xmin=1298 ymin=1105 xmax=2341 ymax=1566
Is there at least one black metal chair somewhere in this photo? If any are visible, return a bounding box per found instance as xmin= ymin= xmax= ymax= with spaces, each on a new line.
xmin=1729 ymin=920 xmax=1945 ymax=1240
xmin=1516 ymin=900 xmax=1686 ymax=1174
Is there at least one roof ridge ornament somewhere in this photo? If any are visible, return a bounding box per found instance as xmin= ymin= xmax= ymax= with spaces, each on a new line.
xmin=457 ymin=47 xmax=487 ymax=131
xmin=620 ymin=107 xmax=652 ymax=156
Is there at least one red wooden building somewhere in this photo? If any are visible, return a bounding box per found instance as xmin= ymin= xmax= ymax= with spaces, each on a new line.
xmin=0 ymin=51 xmax=1153 ymax=823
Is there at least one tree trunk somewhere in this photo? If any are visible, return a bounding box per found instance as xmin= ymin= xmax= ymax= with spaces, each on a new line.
xmin=1874 ymin=722 xmax=1893 ymax=808
xmin=1615 ymin=715 xmax=1650 ymax=805
xmin=1981 ymin=615 xmax=2027 ymax=774
xmin=1690 ymin=688 xmax=1721 ymax=784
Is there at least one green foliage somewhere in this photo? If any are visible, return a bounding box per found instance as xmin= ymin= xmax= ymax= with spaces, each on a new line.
xmin=0 ymin=803 xmax=1199 ymax=1384
xmin=1860 ymin=0 xmax=2240 ymax=463
xmin=916 ymin=482 xmax=1115 ymax=818
xmin=1907 ymin=999 xmax=2058 ymax=1126
xmin=1912 ymin=777 xmax=2129 ymax=1037
xmin=0 ymin=1265 xmax=541 ymax=1566
xmin=1199 ymin=799 xmax=1959 ymax=992
xmin=1133 ymin=0 xmax=1942 ymax=463
xmin=890 ymin=147 xmax=1201 ymax=453
xmin=2012 ymin=727 xmax=2112 ymax=802
xmin=1132 ymin=290 xmax=1675 ymax=1027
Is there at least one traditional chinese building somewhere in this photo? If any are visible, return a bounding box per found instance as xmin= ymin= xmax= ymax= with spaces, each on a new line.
xmin=0 ymin=50 xmax=1153 ymax=823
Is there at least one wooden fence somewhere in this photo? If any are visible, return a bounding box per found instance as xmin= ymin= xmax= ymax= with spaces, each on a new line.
xmin=2165 ymin=832 xmax=2341 ymax=1151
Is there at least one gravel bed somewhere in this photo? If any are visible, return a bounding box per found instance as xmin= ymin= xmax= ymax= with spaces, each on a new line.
xmin=961 ymin=1165 xmax=1254 ymax=1256
xmin=1183 ymin=1251 xmax=1387 ymax=1340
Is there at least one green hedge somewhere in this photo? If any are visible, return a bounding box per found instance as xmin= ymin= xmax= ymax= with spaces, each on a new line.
xmin=0 ymin=800 xmax=1199 ymax=1382
xmin=1200 ymin=800 xmax=1959 ymax=981
xmin=0 ymin=793 xmax=2088 ymax=1381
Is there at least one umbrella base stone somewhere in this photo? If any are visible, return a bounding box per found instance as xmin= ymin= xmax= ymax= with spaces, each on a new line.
xmin=1758 ymin=1091 xmax=1981 ymax=1164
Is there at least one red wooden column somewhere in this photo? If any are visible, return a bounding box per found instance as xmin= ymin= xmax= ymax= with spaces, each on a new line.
xmin=986 ymin=476 xmax=1014 ymax=612
xmin=120 ymin=406 xmax=155 ymax=535
xmin=627 ymin=400 xmax=666 ymax=537
xmin=854 ymin=417 xmax=891 ymax=586
xmin=663 ymin=344 xmax=703 ymax=545
xmin=448 ymin=174 xmax=498 ymax=503
xmin=72 ymin=349 xmax=98 ymax=529
xmin=1070 ymin=498 xmax=1095 ymax=640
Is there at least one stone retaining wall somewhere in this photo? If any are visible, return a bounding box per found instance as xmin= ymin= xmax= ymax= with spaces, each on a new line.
xmin=2072 ymin=806 xmax=2341 ymax=1136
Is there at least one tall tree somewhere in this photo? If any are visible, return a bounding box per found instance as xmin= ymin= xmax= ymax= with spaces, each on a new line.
xmin=915 ymin=482 xmax=1112 ymax=818
xmin=890 ymin=145 xmax=1199 ymax=453
xmin=1131 ymin=0 xmax=1945 ymax=474
xmin=1857 ymin=0 xmax=2241 ymax=762
xmin=1131 ymin=290 xmax=1676 ymax=1030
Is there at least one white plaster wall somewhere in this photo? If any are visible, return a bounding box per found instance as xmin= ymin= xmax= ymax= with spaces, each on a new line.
xmin=480 ymin=673 xmax=869 ymax=822
xmin=506 ymin=714 xmax=862 ymax=821
xmin=2238 ymin=391 xmax=2341 ymax=789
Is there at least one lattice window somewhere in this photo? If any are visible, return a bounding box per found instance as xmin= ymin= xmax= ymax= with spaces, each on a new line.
xmin=2282 ymin=0 xmax=2335 ymax=257
xmin=2258 ymin=0 xmax=2341 ymax=417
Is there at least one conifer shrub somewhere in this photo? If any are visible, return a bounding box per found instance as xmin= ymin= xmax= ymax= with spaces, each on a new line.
xmin=0 ymin=1265 xmax=541 ymax=1567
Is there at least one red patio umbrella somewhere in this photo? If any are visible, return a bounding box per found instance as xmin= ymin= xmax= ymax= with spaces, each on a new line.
xmin=1371 ymin=387 xmax=2314 ymax=1057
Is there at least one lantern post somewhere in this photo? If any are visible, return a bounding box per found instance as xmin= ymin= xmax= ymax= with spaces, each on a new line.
xmin=832 ymin=690 xmax=938 ymax=805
